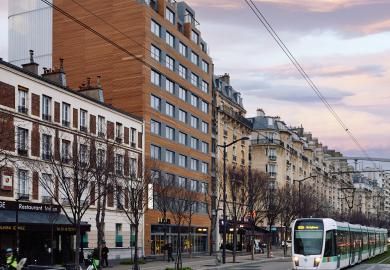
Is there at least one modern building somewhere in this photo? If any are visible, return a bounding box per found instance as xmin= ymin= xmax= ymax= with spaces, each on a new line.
xmin=0 ymin=56 xmax=144 ymax=262
xmin=8 ymin=0 xmax=214 ymax=256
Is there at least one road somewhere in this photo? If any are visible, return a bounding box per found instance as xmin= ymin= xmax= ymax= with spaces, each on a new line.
xmin=216 ymin=259 xmax=390 ymax=270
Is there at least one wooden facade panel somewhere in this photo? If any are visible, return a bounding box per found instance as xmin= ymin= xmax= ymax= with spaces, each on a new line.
xmin=0 ymin=81 xmax=15 ymax=109
xmin=0 ymin=112 xmax=15 ymax=152
xmin=31 ymin=93 xmax=40 ymax=116
xmin=54 ymin=101 xmax=60 ymax=122
xmin=32 ymin=171 xmax=39 ymax=200
xmin=73 ymin=108 xmax=78 ymax=128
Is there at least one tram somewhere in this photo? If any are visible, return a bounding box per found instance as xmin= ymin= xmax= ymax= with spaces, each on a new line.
xmin=291 ymin=218 xmax=388 ymax=269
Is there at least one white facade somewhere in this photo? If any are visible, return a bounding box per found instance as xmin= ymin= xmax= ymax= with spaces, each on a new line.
xmin=0 ymin=59 xmax=145 ymax=259
xmin=8 ymin=0 xmax=53 ymax=73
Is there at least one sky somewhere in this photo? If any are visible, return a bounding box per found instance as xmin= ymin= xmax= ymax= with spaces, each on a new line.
xmin=0 ymin=0 xmax=390 ymax=167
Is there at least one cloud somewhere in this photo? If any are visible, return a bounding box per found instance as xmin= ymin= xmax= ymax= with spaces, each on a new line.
xmin=359 ymin=19 xmax=390 ymax=34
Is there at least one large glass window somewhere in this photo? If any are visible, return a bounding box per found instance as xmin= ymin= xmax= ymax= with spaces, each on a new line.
xmin=191 ymin=73 xmax=198 ymax=86
xmin=190 ymin=94 xmax=198 ymax=107
xmin=18 ymin=169 xmax=29 ymax=197
xmin=61 ymin=140 xmax=70 ymax=163
xmin=178 ymin=132 xmax=187 ymax=145
xmin=190 ymin=158 xmax=198 ymax=171
xmin=151 ymin=95 xmax=161 ymax=111
xmin=17 ymin=128 xmax=28 ymax=154
xmin=201 ymin=80 xmax=208 ymax=93
xmin=165 ymin=102 xmax=175 ymax=117
xmin=151 ymin=45 xmax=161 ymax=62
xmin=80 ymin=109 xmax=88 ymax=131
xmin=179 ymin=42 xmax=187 ymax=57
xmin=179 ymin=110 xmax=187 ymax=123
xmin=178 ymin=155 xmax=186 ymax=167
xmin=42 ymin=95 xmax=52 ymax=121
xmin=166 ymin=55 xmax=175 ymax=71
xmin=165 ymin=150 xmax=175 ymax=164
xmin=62 ymin=103 xmax=70 ymax=127
xmin=151 ymin=120 xmax=161 ymax=135
xmin=151 ymin=145 xmax=161 ymax=160
xmin=201 ymin=162 xmax=208 ymax=174
xmin=166 ymin=7 xmax=175 ymax=24
xmin=166 ymin=31 xmax=175 ymax=47
xmin=324 ymin=230 xmax=337 ymax=257
xmin=201 ymin=121 xmax=208 ymax=134
xmin=42 ymin=134 xmax=52 ymax=160
xmin=165 ymin=79 xmax=174 ymax=94
xmin=179 ymin=65 xmax=187 ymax=79
xmin=178 ymin=87 xmax=187 ymax=101
xmin=190 ymin=137 xmax=198 ymax=150
xmin=201 ymin=60 xmax=209 ymax=73
xmin=294 ymin=220 xmax=324 ymax=255
xmin=151 ymin=70 xmax=161 ymax=86
xmin=166 ymin=126 xmax=175 ymax=140
xmin=191 ymin=52 xmax=199 ymax=65
xmin=201 ymin=141 xmax=208 ymax=153
xmin=201 ymin=101 xmax=208 ymax=113
xmin=151 ymin=20 xmax=161 ymax=37
xmin=191 ymin=30 xmax=199 ymax=44
xmin=18 ymin=89 xmax=28 ymax=113
xmin=98 ymin=116 xmax=105 ymax=137
xmin=190 ymin=116 xmax=198 ymax=129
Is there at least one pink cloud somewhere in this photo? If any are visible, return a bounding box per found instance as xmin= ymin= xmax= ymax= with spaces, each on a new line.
xmin=358 ymin=19 xmax=390 ymax=34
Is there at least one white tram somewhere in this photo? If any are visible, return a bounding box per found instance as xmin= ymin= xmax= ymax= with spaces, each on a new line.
xmin=291 ymin=218 xmax=388 ymax=269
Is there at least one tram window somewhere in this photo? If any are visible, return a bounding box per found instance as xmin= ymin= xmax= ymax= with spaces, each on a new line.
xmin=324 ymin=230 xmax=336 ymax=257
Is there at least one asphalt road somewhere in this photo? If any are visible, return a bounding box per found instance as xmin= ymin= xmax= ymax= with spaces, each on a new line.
xmin=217 ymin=260 xmax=390 ymax=270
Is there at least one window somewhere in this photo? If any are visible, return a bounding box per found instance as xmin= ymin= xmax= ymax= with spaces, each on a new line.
xmin=190 ymin=180 xmax=198 ymax=192
xmin=62 ymin=103 xmax=70 ymax=127
xmin=151 ymin=20 xmax=161 ymax=37
xmin=130 ymin=128 xmax=136 ymax=146
xmin=18 ymin=89 xmax=28 ymax=113
xmin=166 ymin=7 xmax=175 ymax=24
xmin=164 ymin=103 xmax=174 ymax=118
xmin=201 ymin=100 xmax=208 ymax=113
xmin=97 ymin=149 xmax=105 ymax=167
xmin=179 ymin=42 xmax=187 ymax=57
xmin=266 ymin=164 xmax=277 ymax=177
xmin=201 ymin=121 xmax=208 ymax=134
xmin=178 ymin=176 xmax=186 ymax=188
xmin=190 ymin=116 xmax=198 ymax=129
xmin=190 ymin=158 xmax=198 ymax=171
xmin=18 ymin=169 xmax=29 ymax=197
xmin=42 ymin=95 xmax=52 ymax=121
xmin=80 ymin=144 xmax=88 ymax=166
xmin=151 ymin=45 xmax=161 ymax=62
xmin=98 ymin=116 xmax=105 ymax=137
xmin=166 ymin=31 xmax=175 ymax=47
xmin=130 ymin=158 xmax=137 ymax=176
xmin=80 ymin=109 xmax=88 ymax=131
xmin=179 ymin=65 xmax=187 ymax=79
xmin=165 ymin=55 xmax=175 ymax=71
xmin=178 ymin=87 xmax=186 ymax=101
xmin=165 ymin=79 xmax=174 ymax=94
xmin=178 ymin=155 xmax=187 ymax=168
xmin=17 ymin=128 xmax=28 ymax=155
xmin=199 ymin=182 xmax=208 ymax=194
xmin=191 ymin=73 xmax=198 ymax=86
xmin=151 ymin=95 xmax=161 ymax=111
xmin=165 ymin=150 xmax=175 ymax=164
xmin=115 ymin=154 xmax=124 ymax=175
xmin=179 ymin=132 xmax=187 ymax=145
xmin=42 ymin=134 xmax=52 ymax=160
xmin=179 ymin=109 xmax=187 ymax=123
xmin=41 ymin=174 xmax=52 ymax=201
xmin=151 ymin=119 xmax=161 ymax=135
xmin=116 ymin=122 xmax=123 ymax=141
xmin=201 ymin=80 xmax=208 ymax=93
xmin=151 ymin=145 xmax=161 ymax=160
xmin=151 ymin=70 xmax=161 ymax=86
xmin=166 ymin=126 xmax=175 ymax=140
xmin=61 ymin=140 xmax=70 ymax=163
xmin=190 ymin=137 xmax=198 ymax=150
xmin=201 ymin=162 xmax=208 ymax=174
xmin=191 ymin=30 xmax=199 ymax=44
xmin=115 ymin=223 xmax=123 ymax=247
xmin=190 ymin=94 xmax=198 ymax=107
xmin=191 ymin=52 xmax=199 ymax=65
xmin=201 ymin=60 xmax=209 ymax=73
xmin=201 ymin=142 xmax=208 ymax=153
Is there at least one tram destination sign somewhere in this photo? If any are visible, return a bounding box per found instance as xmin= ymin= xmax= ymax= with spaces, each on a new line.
xmin=0 ymin=200 xmax=61 ymax=213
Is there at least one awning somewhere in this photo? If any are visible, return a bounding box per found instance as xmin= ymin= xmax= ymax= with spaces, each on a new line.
xmin=0 ymin=210 xmax=90 ymax=232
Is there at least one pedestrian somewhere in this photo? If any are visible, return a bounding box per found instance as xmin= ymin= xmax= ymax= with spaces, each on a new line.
xmin=5 ymin=248 xmax=17 ymax=270
xmin=102 ymin=242 xmax=109 ymax=267
xmin=166 ymin=243 xmax=174 ymax=262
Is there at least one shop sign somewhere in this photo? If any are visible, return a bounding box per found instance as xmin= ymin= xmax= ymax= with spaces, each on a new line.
xmin=0 ymin=225 xmax=26 ymax=231
xmin=1 ymin=174 xmax=13 ymax=190
xmin=0 ymin=200 xmax=61 ymax=213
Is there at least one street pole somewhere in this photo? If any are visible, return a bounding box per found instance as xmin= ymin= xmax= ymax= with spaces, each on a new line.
xmin=16 ymin=199 xmax=19 ymax=258
xmin=293 ymin=175 xmax=317 ymax=218
xmin=222 ymin=142 xmax=227 ymax=264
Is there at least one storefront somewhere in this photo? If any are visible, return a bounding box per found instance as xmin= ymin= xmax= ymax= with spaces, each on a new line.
xmin=0 ymin=200 xmax=90 ymax=265
xmin=150 ymin=224 xmax=208 ymax=255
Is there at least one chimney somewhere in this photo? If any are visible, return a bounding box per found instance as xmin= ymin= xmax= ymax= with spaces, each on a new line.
xmin=256 ymin=108 xmax=265 ymax=117
xmin=41 ymin=58 xmax=67 ymax=87
xmin=220 ymin=73 xmax=230 ymax=85
xmin=78 ymin=76 xmax=105 ymax=102
xmin=22 ymin=50 xmax=39 ymax=74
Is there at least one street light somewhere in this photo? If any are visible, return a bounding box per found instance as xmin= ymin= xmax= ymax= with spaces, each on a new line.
xmin=217 ymin=136 xmax=250 ymax=264
xmin=293 ymin=175 xmax=317 ymax=218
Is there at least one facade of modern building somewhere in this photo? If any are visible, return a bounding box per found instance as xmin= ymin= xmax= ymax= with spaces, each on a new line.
xmin=211 ymin=74 xmax=252 ymax=251
xmin=0 ymin=57 xmax=144 ymax=262
xmin=7 ymin=0 xmax=214 ymax=255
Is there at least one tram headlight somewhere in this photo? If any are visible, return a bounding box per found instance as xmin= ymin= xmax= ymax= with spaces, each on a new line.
xmin=293 ymin=256 xmax=299 ymax=266
xmin=314 ymin=257 xmax=321 ymax=267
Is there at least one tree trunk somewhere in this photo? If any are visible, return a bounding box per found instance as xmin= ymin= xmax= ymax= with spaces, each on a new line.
xmin=163 ymin=211 xmax=167 ymax=260
xmin=209 ymin=225 xmax=213 ymax=256
xmin=251 ymin=222 xmax=255 ymax=260
xmin=75 ymin=222 xmax=81 ymax=268
xmin=133 ymin=224 xmax=139 ymax=270
xmin=283 ymin=223 xmax=288 ymax=257
xmin=267 ymin=224 xmax=272 ymax=258
xmin=233 ymin=222 xmax=237 ymax=263
xmin=188 ymin=215 xmax=192 ymax=258
xmin=175 ymin=225 xmax=182 ymax=270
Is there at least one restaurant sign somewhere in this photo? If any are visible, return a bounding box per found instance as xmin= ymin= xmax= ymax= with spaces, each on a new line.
xmin=0 ymin=200 xmax=61 ymax=213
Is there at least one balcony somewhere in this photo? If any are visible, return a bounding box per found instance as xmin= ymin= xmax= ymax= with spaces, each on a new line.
xmin=18 ymin=106 xmax=28 ymax=114
xmin=42 ymin=153 xmax=52 ymax=161
xmin=42 ymin=114 xmax=52 ymax=122
xmin=17 ymin=193 xmax=30 ymax=201
xmin=115 ymin=137 xmax=122 ymax=144
xmin=220 ymin=105 xmax=252 ymax=129
xmin=80 ymin=126 xmax=88 ymax=133
xmin=232 ymin=155 xmax=237 ymax=162
xmin=62 ymin=120 xmax=70 ymax=127
xmin=116 ymin=169 xmax=123 ymax=176
xmin=268 ymin=172 xmax=277 ymax=178
xmin=18 ymin=148 xmax=28 ymax=157
xmin=251 ymin=138 xmax=284 ymax=147
xmin=131 ymin=142 xmax=136 ymax=148
xmin=98 ymin=131 xmax=105 ymax=138
xmin=268 ymin=155 xmax=277 ymax=161
xmin=42 ymin=196 xmax=52 ymax=204
xmin=61 ymin=157 xmax=71 ymax=164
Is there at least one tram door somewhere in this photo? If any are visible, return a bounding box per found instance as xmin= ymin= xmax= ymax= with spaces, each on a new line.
xmin=350 ymin=231 xmax=355 ymax=264
xmin=358 ymin=233 xmax=362 ymax=262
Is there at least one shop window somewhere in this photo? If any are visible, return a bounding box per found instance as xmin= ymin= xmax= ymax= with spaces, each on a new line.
xmin=116 ymin=223 xmax=123 ymax=247
xmin=82 ymin=233 xmax=89 ymax=248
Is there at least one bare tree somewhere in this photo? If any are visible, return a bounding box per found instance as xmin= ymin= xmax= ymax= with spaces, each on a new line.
xmin=184 ymin=188 xmax=199 ymax=258
xmin=116 ymin=158 xmax=151 ymax=270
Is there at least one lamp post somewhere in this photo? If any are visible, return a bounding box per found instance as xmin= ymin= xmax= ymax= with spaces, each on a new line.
xmin=217 ymin=136 xmax=250 ymax=264
xmin=293 ymin=175 xmax=317 ymax=218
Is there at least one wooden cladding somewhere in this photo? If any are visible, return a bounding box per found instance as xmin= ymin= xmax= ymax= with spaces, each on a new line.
xmin=73 ymin=108 xmax=78 ymax=128
xmin=90 ymin=114 xmax=96 ymax=134
xmin=107 ymin=121 xmax=114 ymax=140
xmin=31 ymin=93 xmax=40 ymax=116
xmin=31 ymin=122 xmax=40 ymax=157
xmin=124 ymin=127 xmax=129 ymax=144
xmin=0 ymin=81 xmax=15 ymax=109
xmin=54 ymin=102 xmax=60 ymax=122
xmin=32 ymin=171 xmax=39 ymax=200
xmin=0 ymin=112 xmax=15 ymax=152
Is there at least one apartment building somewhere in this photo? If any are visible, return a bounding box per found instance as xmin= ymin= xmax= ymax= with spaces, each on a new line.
xmin=0 ymin=57 xmax=144 ymax=262
xmin=7 ymin=0 xmax=214 ymax=255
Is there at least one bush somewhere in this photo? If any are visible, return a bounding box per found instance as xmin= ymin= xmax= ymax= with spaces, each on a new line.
xmin=120 ymin=259 xmax=145 ymax=265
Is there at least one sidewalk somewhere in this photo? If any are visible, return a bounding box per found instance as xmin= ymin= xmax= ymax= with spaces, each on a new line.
xmin=111 ymin=248 xmax=291 ymax=270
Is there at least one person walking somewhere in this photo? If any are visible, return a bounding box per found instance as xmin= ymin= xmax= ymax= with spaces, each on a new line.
xmin=5 ymin=248 xmax=17 ymax=270
xmin=101 ymin=242 xmax=109 ymax=267
xmin=166 ymin=243 xmax=174 ymax=262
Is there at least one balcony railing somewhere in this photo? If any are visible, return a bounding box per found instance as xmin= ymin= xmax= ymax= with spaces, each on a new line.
xmin=62 ymin=120 xmax=70 ymax=127
xmin=18 ymin=148 xmax=28 ymax=156
xmin=115 ymin=137 xmax=122 ymax=144
xmin=18 ymin=106 xmax=28 ymax=114
xmin=42 ymin=114 xmax=52 ymax=122
xmin=220 ymin=105 xmax=252 ymax=129
xmin=268 ymin=155 xmax=277 ymax=161
xmin=131 ymin=142 xmax=136 ymax=148
xmin=42 ymin=153 xmax=52 ymax=161
xmin=251 ymin=138 xmax=284 ymax=147
xmin=18 ymin=193 xmax=30 ymax=201
xmin=268 ymin=172 xmax=277 ymax=178
xmin=42 ymin=196 xmax=52 ymax=204
xmin=80 ymin=126 xmax=88 ymax=132
xmin=98 ymin=131 xmax=106 ymax=138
